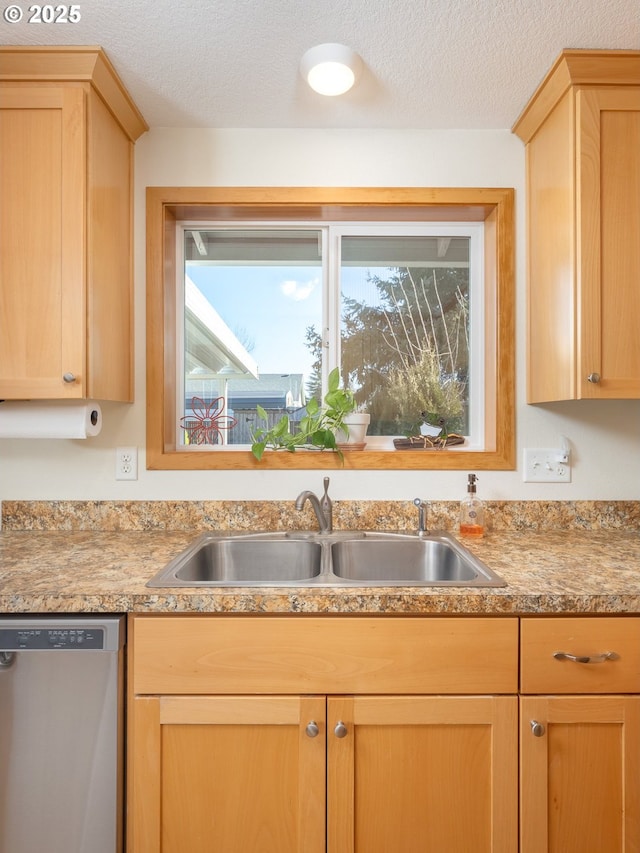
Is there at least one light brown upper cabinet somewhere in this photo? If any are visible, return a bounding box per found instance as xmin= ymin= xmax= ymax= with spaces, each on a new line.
xmin=513 ymin=49 xmax=640 ymax=402
xmin=0 ymin=47 xmax=147 ymax=401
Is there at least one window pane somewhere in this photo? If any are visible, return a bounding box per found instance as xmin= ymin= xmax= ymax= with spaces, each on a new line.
xmin=181 ymin=229 xmax=322 ymax=446
xmin=340 ymin=236 xmax=470 ymax=437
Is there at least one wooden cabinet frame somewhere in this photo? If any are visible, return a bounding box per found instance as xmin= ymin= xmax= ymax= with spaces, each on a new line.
xmin=0 ymin=47 xmax=147 ymax=401
xmin=512 ymin=49 xmax=640 ymax=402
xmin=130 ymin=694 xmax=326 ymax=853
xmin=520 ymin=616 xmax=640 ymax=853
xmin=128 ymin=615 xmax=519 ymax=852
xmin=327 ymin=694 xmax=517 ymax=853
xmin=129 ymin=613 xmax=640 ymax=853
xmin=520 ymin=696 xmax=640 ymax=853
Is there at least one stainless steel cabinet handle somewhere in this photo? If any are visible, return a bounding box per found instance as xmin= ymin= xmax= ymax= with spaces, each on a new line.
xmin=62 ymin=372 xmax=76 ymax=383
xmin=334 ymin=721 xmax=348 ymax=738
xmin=305 ymin=721 xmax=319 ymax=738
xmin=587 ymin=372 xmax=601 ymax=384
xmin=553 ymin=651 xmax=618 ymax=664
xmin=530 ymin=720 xmax=545 ymax=738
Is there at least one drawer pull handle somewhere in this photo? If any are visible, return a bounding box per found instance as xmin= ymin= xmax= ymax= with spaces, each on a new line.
xmin=530 ymin=720 xmax=545 ymax=738
xmin=553 ymin=651 xmax=618 ymax=664
xmin=305 ymin=721 xmax=320 ymax=738
xmin=334 ymin=721 xmax=348 ymax=738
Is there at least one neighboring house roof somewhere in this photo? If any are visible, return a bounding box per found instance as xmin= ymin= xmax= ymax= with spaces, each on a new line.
xmin=228 ymin=374 xmax=307 ymax=409
xmin=185 ymin=373 xmax=307 ymax=412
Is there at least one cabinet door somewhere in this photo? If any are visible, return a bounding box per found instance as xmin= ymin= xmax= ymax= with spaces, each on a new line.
xmin=129 ymin=695 xmax=326 ymax=853
xmin=521 ymin=696 xmax=640 ymax=853
xmin=0 ymin=86 xmax=86 ymax=398
xmin=327 ymin=695 xmax=518 ymax=853
xmin=578 ymin=87 xmax=640 ymax=399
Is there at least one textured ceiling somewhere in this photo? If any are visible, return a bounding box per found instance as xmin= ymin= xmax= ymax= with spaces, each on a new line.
xmin=2 ymin=0 xmax=639 ymax=129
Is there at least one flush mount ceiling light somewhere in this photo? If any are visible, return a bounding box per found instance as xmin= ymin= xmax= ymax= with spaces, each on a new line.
xmin=300 ymin=43 xmax=362 ymax=96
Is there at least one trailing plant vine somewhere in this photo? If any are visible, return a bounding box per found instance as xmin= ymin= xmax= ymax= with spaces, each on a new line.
xmin=250 ymin=368 xmax=356 ymax=461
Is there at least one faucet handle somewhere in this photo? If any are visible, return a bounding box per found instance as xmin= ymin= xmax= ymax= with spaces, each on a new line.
xmin=413 ymin=498 xmax=429 ymax=534
xmin=321 ymin=477 xmax=332 ymax=531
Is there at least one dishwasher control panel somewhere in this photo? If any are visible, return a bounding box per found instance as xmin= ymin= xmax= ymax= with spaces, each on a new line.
xmin=0 ymin=626 xmax=106 ymax=650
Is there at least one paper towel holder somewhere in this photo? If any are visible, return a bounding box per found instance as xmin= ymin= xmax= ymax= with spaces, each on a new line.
xmin=0 ymin=400 xmax=103 ymax=439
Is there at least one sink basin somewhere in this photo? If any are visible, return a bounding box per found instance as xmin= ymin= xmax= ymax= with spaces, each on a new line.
xmin=148 ymin=533 xmax=322 ymax=587
xmin=331 ymin=534 xmax=500 ymax=585
xmin=147 ymin=530 xmax=505 ymax=588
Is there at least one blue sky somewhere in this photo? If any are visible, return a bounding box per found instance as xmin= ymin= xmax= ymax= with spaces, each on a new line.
xmin=186 ymin=262 xmax=390 ymax=384
xmin=187 ymin=264 xmax=323 ymax=378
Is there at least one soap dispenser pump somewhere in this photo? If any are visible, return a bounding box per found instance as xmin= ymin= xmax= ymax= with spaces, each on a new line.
xmin=459 ymin=473 xmax=485 ymax=537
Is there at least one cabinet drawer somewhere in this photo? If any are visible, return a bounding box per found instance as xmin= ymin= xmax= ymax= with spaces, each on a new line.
xmin=521 ymin=617 xmax=640 ymax=694
xmin=131 ymin=616 xmax=518 ymax=695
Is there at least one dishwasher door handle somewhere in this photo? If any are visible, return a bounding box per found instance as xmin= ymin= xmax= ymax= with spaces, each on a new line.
xmin=0 ymin=651 xmax=15 ymax=668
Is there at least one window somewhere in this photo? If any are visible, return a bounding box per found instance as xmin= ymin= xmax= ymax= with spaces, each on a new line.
xmin=177 ymin=223 xmax=483 ymax=450
xmin=334 ymin=226 xmax=482 ymax=448
xmin=147 ymin=187 xmax=515 ymax=470
xmin=179 ymin=228 xmax=323 ymax=447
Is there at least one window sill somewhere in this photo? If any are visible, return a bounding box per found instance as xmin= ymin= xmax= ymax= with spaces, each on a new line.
xmin=147 ymin=446 xmax=514 ymax=471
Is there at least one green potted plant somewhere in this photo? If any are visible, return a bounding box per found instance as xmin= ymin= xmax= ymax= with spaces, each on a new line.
xmin=251 ymin=368 xmax=358 ymax=461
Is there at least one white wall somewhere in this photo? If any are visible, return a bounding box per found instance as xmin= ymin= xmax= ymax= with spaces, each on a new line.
xmin=1 ymin=128 xmax=638 ymax=501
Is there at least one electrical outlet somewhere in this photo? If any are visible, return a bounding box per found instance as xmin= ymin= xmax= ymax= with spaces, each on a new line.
xmin=116 ymin=447 xmax=138 ymax=481
xmin=523 ymin=448 xmax=571 ymax=483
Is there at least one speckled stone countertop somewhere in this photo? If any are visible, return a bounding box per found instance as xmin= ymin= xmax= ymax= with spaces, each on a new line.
xmin=1 ymin=500 xmax=639 ymax=614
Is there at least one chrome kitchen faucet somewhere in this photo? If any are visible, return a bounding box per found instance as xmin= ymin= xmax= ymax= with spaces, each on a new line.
xmin=295 ymin=476 xmax=333 ymax=533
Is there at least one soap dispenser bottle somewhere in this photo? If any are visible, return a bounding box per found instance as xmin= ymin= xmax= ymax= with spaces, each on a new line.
xmin=459 ymin=473 xmax=485 ymax=537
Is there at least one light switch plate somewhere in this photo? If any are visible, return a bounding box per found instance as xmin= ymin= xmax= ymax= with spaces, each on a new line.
xmin=523 ymin=448 xmax=571 ymax=483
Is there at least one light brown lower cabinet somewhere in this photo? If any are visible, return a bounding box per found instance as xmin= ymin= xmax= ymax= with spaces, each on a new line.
xmin=130 ymin=692 xmax=517 ymax=853
xmin=128 ymin=615 xmax=519 ymax=852
xmin=520 ymin=695 xmax=640 ymax=853
xmin=520 ymin=617 xmax=640 ymax=853
xmin=128 ymin=614 xmax=640 ymax=852
xmin=327 ymin=694 xmax=516 ymax=852
xmin=131 ymin=694 xmax=326 ymax=853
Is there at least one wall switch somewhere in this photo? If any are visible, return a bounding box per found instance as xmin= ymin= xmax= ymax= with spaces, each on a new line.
xmin=523 ymin=448 xmax=571 ymax=483
xmin=116 ymin=447 xmax=138 ymax=480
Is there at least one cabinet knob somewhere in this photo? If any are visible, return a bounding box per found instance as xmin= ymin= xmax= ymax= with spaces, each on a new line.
xmin=587 ymin=372 xmax=601 ymax=384
xmin=305 ymin=721 xmax=320 ymax=738
xmin=62 ymin=372 xmax=76 ymax=384
xmin=530 ymin=720 xmax=545 ymax=738
xmin=334 ymin=721 xmax=348 ymax=738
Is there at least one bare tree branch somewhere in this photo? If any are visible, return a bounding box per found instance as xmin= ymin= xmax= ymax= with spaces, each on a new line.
xmin=432 ymin=270 xmax=456 ymax=375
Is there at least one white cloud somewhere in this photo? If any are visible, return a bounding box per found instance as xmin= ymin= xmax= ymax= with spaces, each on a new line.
xmin=280 ymin=277 xmax=318 ymax=301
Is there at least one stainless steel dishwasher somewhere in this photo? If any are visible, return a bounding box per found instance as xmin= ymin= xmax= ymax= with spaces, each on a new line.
xmin=0 ymin=615 xmax=125 ymax=853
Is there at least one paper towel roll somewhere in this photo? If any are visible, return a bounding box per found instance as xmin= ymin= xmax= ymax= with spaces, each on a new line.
xmin=0 ymin=401 xmax=102 ymax=439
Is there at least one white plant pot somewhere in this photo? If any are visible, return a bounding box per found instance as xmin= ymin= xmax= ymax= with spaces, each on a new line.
xmin=335 ymin=413 xmax=370 ymax=447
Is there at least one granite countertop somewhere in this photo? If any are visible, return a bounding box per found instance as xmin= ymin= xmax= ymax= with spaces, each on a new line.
xmin=1 ymin=528 xmax=640 ymax=615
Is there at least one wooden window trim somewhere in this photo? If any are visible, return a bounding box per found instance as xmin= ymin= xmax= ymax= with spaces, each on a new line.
xmin=146 ymin=186 xmax=515 ymax=470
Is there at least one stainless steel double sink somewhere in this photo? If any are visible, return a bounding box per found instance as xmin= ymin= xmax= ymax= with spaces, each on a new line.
xmin=146 ymin=530 xmax=505 ymax=588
